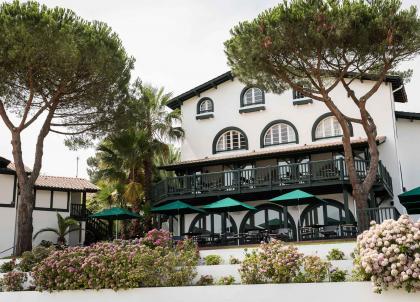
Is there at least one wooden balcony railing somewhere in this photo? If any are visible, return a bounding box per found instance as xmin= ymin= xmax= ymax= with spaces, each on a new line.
xmin=152 ymin=158 xmax=393 ymax=203
xmin=357 ymin=206 xmax=400 ymax=232
xmin=70 ymin=203 xmax=87 ymax=219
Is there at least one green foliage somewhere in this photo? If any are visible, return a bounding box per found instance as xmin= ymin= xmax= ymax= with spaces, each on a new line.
xmin=295 ymin=255 xmax=331 ymax=283
xmin=196 ymin=275 xmax=214 ymax=286
xmin=327 ymin=248 xmax=346 ymax=261
xmin=32 ymin=239 xmax=199 ymax=291
xmin=18 ymin=246 xmax=55 ymax=272
xmin=229 ymin=256 xmax=241 ymax=264
xmin=0 ymin=0 xmax=134 ymax=145
xmin=329 ymin=268 xmax=347 ymax=282
xmin=217 ymin=275 xmax=235 ymax=285
xmin=33 ymin=213 xmax=81 ymax=245
xmin=1 ymin=271 xmax=27 ymax=292
xmin=225 ymin=0 xmax=420 ymax=95
xmin=0 ymin=259 xmax=15 ymax=273
xmin=204 ymin=254 xmax=223 ymax=265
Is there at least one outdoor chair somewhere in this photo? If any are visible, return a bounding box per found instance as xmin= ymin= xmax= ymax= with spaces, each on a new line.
xmin=244 ymin=230 xmax=262 ymax=244
xmin=340 ymin=224 xmax=358 ymax=238
xmin=299 ymin=226 xmax=316 ymax=240
xmin=320 ymin=225 xmax=339 ymax=239
xmin=269 ymin=228 xmax=291 ymax=241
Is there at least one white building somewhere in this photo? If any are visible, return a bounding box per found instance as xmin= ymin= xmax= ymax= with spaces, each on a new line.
xmin=0 ymin=156 xmax=100 ymax=257
xmin=152 ymin=71 xmax=419 ymax=243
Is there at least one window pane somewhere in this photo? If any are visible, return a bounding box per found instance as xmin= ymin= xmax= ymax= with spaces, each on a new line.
xmin=267 ymin=209 xmax=281 ymax=230
xmin=254 ymin=210 xmax=265 ymax=229
xmin=315 ymin=116 xmax=343 ymax=139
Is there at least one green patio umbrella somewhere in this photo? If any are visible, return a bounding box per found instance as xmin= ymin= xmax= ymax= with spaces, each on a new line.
xmin=270 ymin=189 xmax=324 ymax=241
xmin=399 ymin=187 xmax=420 ymax=214
xmin=202 ymin=197 xmax=256 ymax=213
xmin=202 ymin=198 xmax=256 ymax=245
xmin=152 ymin=200 xmax=207 ymax=235
xmin=89 ymin=207 xmax=140 ymax=239
xmin=151 ymin=200 xmax=206 ymax=215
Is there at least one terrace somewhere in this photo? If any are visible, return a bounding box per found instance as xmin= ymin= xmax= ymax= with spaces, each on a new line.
xmin=152 ymin=158 xmax=393 ymax=204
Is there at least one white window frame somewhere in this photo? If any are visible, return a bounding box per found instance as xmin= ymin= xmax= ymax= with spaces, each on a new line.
xmin=315 ymin=116 xmax=343 ymax=139
xmin=216 ymin=130 xmax=246 ymax=152
xmin=242 ymin=87 xmax=263 ymax=106
xmin=264 ymin=123 xmax=297 ymax=146
xmin=199 ymin=99 xmax=213 ymax=113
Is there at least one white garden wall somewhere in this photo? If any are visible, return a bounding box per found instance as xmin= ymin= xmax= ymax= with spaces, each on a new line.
xmin=1 ymin=282 xmax=419 ymax=302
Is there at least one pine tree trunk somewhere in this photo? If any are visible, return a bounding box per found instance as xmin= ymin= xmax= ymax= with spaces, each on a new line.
xmin=352 ymin=187 xmax=369 ymax=232
xmin=15 ymin=185 xmax=34 ymax=255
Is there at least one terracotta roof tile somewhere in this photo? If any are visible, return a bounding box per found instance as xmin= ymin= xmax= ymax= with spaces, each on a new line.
xmin=161 ymin=136 xmax=386 ymax=169
xmin=35 ymin=176 xmax=98 ymax=192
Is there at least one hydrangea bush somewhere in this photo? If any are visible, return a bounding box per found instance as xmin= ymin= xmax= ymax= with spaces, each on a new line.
xmin=1 ymin=271 xmax=27 ymax=292
xmin=295 ymin=255 xmax=331 ymax=283
xmin=32 ymin=238 xmax=199 ymax=291
xmin=354 ymin=215 xmax=420 ymax=293
xmin=141 ymin=229 xmax=172 ymax=248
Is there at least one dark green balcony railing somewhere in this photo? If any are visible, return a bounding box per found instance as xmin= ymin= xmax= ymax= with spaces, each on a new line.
xmin=152 ymin=158 xmax=393 ymax=203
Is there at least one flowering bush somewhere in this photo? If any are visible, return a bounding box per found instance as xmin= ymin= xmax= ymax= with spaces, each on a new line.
xmin=141 ymin=229 xmax=172 ymax=248
xmin=240 ymin=241 xmax=303 ymax=284
xmin=1 ymin=271 xmax=27 ymax=292
xmin=295 ymin=255 xmax=330 ymax=283
xmin=196 ymin=275 xmax=214 ymax=286
xmin=354 ymin=215 xmax=420 ymax=293
xmin=204 ymin=254 xmax=223 ymax=265
xmin=0 ymin=259 xmax=16 ymax=273
xmin=19 ymin=246 xmax=55 ymax=272
xmin=327 ymin=248 xmax=346 ymax=261
xmin=217 ymin=275 xmax=235 ymax=285
xmin=329 ymin=268 xmax=347 ymax=282
xmin=32 ymin=238 xmax=199 ymax=291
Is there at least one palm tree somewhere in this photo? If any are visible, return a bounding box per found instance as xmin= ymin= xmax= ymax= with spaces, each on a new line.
xmin=33 ymin=213 xmax=81 ymax=245
xmin=127 ymin=81 xmax=184 ymax=229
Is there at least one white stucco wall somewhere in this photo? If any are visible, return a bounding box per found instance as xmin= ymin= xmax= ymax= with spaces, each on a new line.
xmin=0 ymin=174 xmax=15 ymax=205
xmin=396 ymin=118 xmax=420 ymax=192
xmin=2 ymin=283 xmax=419 ymax=302
xmin=178 ymin=78 xmax=403 ymax=205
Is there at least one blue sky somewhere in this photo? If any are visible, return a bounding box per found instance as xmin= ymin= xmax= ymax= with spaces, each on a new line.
xmin=0 ymin=0 xmax=419 ymax=179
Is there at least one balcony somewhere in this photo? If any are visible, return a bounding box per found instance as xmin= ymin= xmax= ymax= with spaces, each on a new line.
xmin=70 ymin=203 xmax=87 ymax=220
xmin=152 ymin=159 xmax=393 ymax=204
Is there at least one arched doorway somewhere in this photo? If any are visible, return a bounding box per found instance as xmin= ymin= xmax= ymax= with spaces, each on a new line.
xmin=239 ymin=204 xmax=297 ymax=240
xmin=188 ymin=213 xmax=237 ymax=234
xmin=300 ymin=199 xmax=355 ymax=226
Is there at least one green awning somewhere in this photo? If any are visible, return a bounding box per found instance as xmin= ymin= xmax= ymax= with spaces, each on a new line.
xmin=399 ymin=187 xmax=420 ymax=214
xmin=202 ymin=197 xmax=256 ymax=213
xmin=89 ymin=207 xmax=141 ymax=220
xmin=151 ymin=200 xmax=206 ymax=215
xmin=270 ymin=189 xmax=324 ymax=206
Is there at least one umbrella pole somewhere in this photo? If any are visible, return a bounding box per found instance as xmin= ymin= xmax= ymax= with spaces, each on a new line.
xmin=297 ymin=199 xmax=301 ymax=242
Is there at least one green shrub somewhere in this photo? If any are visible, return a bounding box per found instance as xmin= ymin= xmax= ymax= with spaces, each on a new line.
xmin=229 ymin=256 xmax=241 ymax=264
xmin=0 ymin=259 xmax=15 ymax=273
xmin=19 ymin=246 xmax=55 ymax=272
xmin=32 ymin=239 xmax=199 ymax=291
xmin=217 ymin=275 xmax=235 ymax=285
xmin=326 ymin=248 xmax=346 ymax=261
xmin=196 ymin=275 xmax=214 ymax=286
xmin=329 ymin=268 xmax=347 ymax=282
xmin=204 ymin=254 xmax=223 ymax=265
xmin=1 ymin=271 xmax=27 ymax=292
xmin=295 ymin=255 xmax=331 ymax=283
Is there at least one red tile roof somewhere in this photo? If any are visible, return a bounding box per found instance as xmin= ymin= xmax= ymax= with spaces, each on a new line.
xmin=160 ymin=136 xmax=386 ymax=170
xmin=35 ymin=175 xmax=98 ymax=192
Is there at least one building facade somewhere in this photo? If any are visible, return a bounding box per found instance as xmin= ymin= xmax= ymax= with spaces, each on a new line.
xmin=0 ymin=156 xmax=98 ymax=256
xmin=153 ymin=71 xmax=419 ymax=241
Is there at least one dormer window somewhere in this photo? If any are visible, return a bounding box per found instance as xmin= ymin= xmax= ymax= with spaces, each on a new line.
xmin=241 ymin=87 xmax=264 ymax=107
xmin=197 ymin=97 xmax=214 ymax=114
xmin=213 ymin=127 xmax=248 ymax=154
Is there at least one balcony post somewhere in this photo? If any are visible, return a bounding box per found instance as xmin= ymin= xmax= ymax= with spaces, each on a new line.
xmin=342 ymin=187 xmax=351 ymax=224
xmin=339 ymin=158 xmax=345 ymax=180
xmin=308 ymin=161 xmax=312 ymax=185
xmin=237 ymin=170 xmax=241 ymax=193
xmin=193 ymin=174 xmax=197 ymax=197
xmin=269 ymin=167 xmax=272 ymax=190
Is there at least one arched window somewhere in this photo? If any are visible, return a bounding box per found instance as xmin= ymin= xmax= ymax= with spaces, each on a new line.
xmin=241 ymin=87 xmax=264 ymax=107
xmin=213 ymin=127 xmax=248 ymax=154
xmin=239 ymin=204 xmax=297 ymax=240
xmin=261 ymin=120 xmax=298 ymax=147
xmin=300 ymin=199 xmax=355 ymax=227
xmin=189 ymin=213 xmax=237 ymax=234
xmin=197 ymin=97 xmax=213 ymax=114
xmin=312 ymin=113 xmax=353 ymax=141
